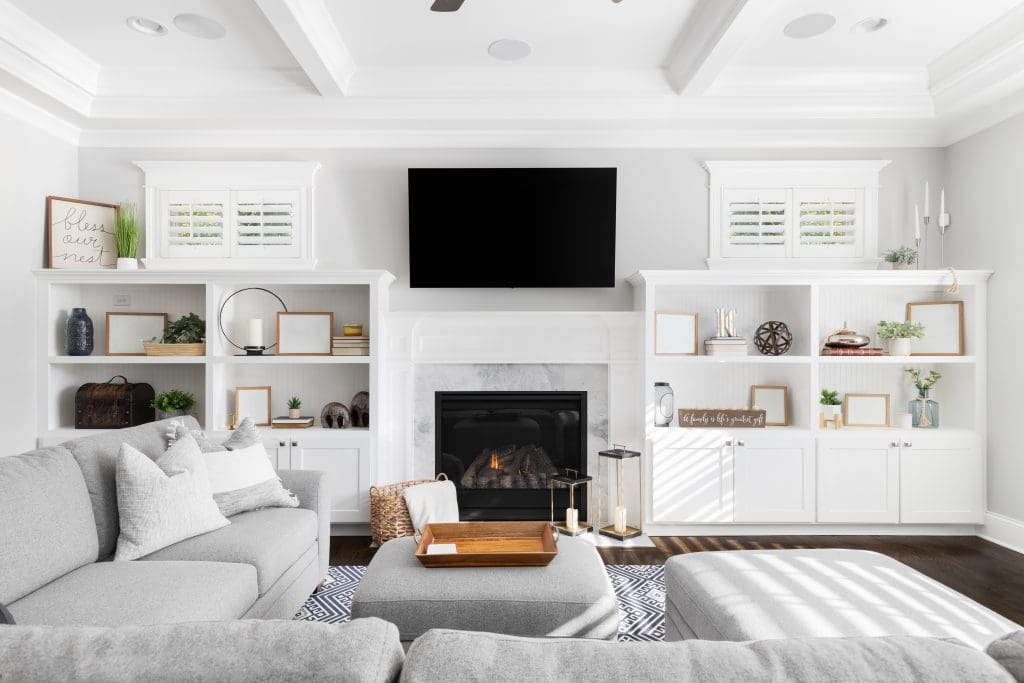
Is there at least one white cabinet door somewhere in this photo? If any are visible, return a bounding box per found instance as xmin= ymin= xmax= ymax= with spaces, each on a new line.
xmin=817 ymin=436 xmax=899 ymax=523
xmin=900 ymin=434 xmax=984 ymax=523
xmin=263 ymin=435 xmax=291 ymax=470
xmin=651 ymin=432 xmax=733 ymax=523
xmin=289 ymin=436 xmax=371 ymax=523
xmin=734 ymin=434 xmax=815 ymax=523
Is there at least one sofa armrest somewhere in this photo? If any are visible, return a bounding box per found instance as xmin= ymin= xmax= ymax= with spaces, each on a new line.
xmin=278 ymin=469 xmax=330 ymax=582
xmin=0 ymin=603 xmax=14 ymax=625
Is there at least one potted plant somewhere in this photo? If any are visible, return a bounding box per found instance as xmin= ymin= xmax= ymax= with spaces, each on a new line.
xmin=883 ymin=246 xmax=918 ymax=270
xmin=115 ymin=201 xmax=140 ymax=270
xmin=820 ymin=389 xmax=842 ymax=421
xmin=287 ymin=396 xmax=302 ymax=419
xmin=906 ymin=368 xmax=941 ymax=428
xmin=143 ymin=313 xmax=206 ymax=356
xmin=877 ymin=320 xmax=925 ymax=357
xmin=151 ymin=389 xmax=196 ymax=420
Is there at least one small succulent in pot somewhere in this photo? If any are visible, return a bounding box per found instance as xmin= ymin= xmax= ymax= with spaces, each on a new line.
xmin=877 ymin=320 xmax=925 ymax=357
xmin=820 ymin=388 xmax=842 ymax=420
xmin=151 ymin=389 xmax=196 ymax=420
xmin=883 ymin=246 xmax=918 ymax=270
xmin=287 ymin=396 xmax=302 ymax=419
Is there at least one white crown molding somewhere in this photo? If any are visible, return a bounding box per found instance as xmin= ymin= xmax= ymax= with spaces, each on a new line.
xmin=254 ymin=0 xmax=356 ymax=97
xmin=710 ymin=66 xmax=931 ymax=99
xmin=663 ymin=0 xmax=752 ymax=95
xmin=98 ymin=66 xmax=314 ymax=98
xmin=937 ymin=87 xmax=1024 ymax=146
xmin=0 ymin=86 xmax=80 ymax=145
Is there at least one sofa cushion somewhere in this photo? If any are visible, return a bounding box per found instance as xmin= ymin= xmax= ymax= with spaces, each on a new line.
xmin=401 ymin=629 xmax=1014 ymax=683
xmin=988 ymin=630 xmax=1024 ymax=681
xmin=0 ymin=618 xmax=403 ymax=683
xmin=141 ymin=507 xmax=317 ymax=595
xmin=7 ymin=561 xmax=257 ymax=627
xmin=0 ymin=446 xmax=98 ymax=604
xmin=67 ymin=416 xmax=202 ymax=559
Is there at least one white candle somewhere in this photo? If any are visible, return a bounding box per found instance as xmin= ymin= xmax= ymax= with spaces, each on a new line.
xmin=247 ymin=318 xmax=263 ymax=347
xmin=940 ymin=188 xmax=946 ymax=216
xmin=614 ymin=506 xmax=628 ymax=533
xmin=924 ymin=182 xmax=930 ymax=218
xmin=565 ymin=508 xmax=578 ymax=531
xmin=914 ymin=204 xmax=920 ymax=240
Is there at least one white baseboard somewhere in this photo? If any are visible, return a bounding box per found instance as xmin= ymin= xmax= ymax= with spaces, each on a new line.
xmin=644 ymin=523 xmax=981 ymax=537
xmin=980 ymin=512 xmax=1024 ymax=555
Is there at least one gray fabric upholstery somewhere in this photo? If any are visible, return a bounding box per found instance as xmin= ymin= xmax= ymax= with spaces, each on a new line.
xmin=0 ymin=602 xmax=14 ymax=625
xmin=0 ymin=618 xmax=404 ymax=683
xmin=401 ymin=629 xmax=1014 ymax=683
xmin=0 ymin=446 xmax=98 ymax=604
xmin=7 ymin=561 xmax=256 ymax=627
xmin=243 ymin=544 xmax=320 ymax=620
xmin=279 ymin=468 xmax=331 ymax=582
xmin=988 ymin=630 xmax=1024 ymax=681
xmin=664 ymin=549 xmax=1021 ymax=649
xmin=66 ymin=417 xmax=202 ymax=559
xmin=352 ymin=536 xmax=618 ymax=643
xmin=141 ymin=507 xmax=317 ymax=595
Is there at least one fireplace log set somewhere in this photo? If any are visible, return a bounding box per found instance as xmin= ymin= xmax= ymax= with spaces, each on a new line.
xmin=460 ymin=444 xmax=559 ymax=489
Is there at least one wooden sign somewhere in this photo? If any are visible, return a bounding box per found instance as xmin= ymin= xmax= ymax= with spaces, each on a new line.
xmin=46 ymin=196 xmax=118 ymax=269
xmin=677 ymin=408 xmax=766 ymax=429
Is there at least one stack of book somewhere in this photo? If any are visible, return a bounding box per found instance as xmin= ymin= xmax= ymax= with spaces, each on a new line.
xmin=821 ymin=347 xmax=885 ymax=356
xmin=332 ymin=336 xmax=369 ymax=356
xmin=704 ymin=337 xmax=748 ymax=356
xmin=272 ymin=415 xmax=314 ymax=429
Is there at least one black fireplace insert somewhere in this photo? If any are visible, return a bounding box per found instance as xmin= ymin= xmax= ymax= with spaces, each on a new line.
xmin=435 ymin=391 xmax=587 ymax=521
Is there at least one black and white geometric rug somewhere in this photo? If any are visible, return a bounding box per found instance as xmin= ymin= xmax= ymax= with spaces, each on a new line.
xmin=295 ymin=564 xmax=666 ymax=642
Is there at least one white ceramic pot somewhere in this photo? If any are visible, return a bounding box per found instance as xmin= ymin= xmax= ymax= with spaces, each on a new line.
xmin=116 ymin=257 xmax=138 ymax=270
xmin=887 ymin=337 xmax=912 ymax=357
xmin=821 ymin=404 xmax=841 ymax=420
xmin=891 ymin=262 xmax=906 ymax=270
xmin=288 ymin=408 xmax=301 ymax=419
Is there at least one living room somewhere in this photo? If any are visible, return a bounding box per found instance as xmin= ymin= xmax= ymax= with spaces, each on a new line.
xmin=2 ymin=1 xmax=1024 ymax=681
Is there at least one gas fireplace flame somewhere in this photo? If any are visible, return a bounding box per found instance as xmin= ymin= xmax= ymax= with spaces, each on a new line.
xmin=489 ymin=450 xmax=500 ymax=471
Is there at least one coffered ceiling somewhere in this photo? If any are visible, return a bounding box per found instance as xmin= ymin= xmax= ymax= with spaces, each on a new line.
xmin=2 ymin=0 xmax=1024 ymax=148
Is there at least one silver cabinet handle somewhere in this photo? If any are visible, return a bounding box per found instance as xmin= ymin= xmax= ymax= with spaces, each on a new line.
xmin=903 ymin=441 xmax=912 ymax=448
xmin=736 ymin=440 xmax=746 ymax=447
xmin=291 ymin=441 xmax=298 ymax=447
xmin=724 ymin=439 xmax=734 ymax=447
xmin=889 ymin=441 xmax=899 ymax=447
xmin=279 ymin=441 xmax=286 ymax=447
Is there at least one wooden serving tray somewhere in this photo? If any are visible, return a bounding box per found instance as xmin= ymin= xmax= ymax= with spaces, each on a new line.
xmin=414 ymin=521 xmax=558 ymax=568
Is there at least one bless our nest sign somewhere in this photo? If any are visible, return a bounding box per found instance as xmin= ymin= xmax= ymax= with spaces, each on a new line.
xmin=47 ymin=196 xmax=118 ymax=269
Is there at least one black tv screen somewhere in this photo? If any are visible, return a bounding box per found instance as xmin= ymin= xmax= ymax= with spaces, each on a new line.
xmin=408 ymin=168 xmax=617 ymax=288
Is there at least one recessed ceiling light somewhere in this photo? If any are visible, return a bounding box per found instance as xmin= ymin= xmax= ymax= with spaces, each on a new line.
xmin=488 ymin=39 xmax=531 ymax=61
xmin=851 ymin=17 xmax=888 ymax=34
xmin=783 ymin=13 xmax=836 ymax=39
xmin=173 ymin=13 xmax=227 ymax=40
xmin=126 ymin=16 xmax=167 ymax=36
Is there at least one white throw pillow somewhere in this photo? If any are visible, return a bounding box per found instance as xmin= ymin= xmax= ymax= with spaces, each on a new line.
xmin=204 ymin=442 xmax=299 ymax=517
xmin=166 ymin=417 xmax=261 ymax=452
xmin=403 ymin=480 xmax=459 ymax=534
xmin=114 ymin=434 xmax=229 ymax=561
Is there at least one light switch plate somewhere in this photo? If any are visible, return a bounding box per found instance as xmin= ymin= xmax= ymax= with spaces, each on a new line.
xmin=113 ymin=294 xmax=131 ymax=307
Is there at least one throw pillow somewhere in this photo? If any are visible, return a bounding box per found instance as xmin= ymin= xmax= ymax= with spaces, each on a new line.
xmin=114 ymin=435 xmax=229 ymax=561
xmin=166 ymin=417 xmax=261 ymax=453
xmin=403 ymin=479 xmax=459 ymax=534
xmin=205 ymin=442 xmax=299 ymax=517
xmin=987 ymin=630 xmax=1024 ymax=680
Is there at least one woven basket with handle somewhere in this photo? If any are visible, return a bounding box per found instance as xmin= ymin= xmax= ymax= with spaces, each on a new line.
xmin=369 ymin=474 xmax=448 ymax=546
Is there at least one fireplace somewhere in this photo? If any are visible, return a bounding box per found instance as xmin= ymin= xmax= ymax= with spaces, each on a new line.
xmin=435 ymin=391 xmax=587 ymax=521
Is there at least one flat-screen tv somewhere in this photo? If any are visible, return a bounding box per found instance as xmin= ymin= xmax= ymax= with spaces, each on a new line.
xmin=408 ymin=167 xmax=617 ymax=288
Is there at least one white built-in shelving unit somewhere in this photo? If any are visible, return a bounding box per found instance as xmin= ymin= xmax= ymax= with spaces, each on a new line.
xmin=35 ymin=269 xmax=394 ymax=525
xmin=629 ymin=269 xmax=991 ymax=535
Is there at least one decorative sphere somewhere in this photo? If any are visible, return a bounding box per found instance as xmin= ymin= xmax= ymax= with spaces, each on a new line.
xmin=754 ymin=321 xmax=793 ymax=356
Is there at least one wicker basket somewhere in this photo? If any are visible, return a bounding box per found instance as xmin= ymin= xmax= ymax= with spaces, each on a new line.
xmin=369 ymin=474 xmax=447 ymax=546
xmin=143 ymin=342 xmax=206 ymax=356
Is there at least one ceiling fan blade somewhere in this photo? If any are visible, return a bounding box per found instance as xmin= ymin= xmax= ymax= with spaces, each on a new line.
xmin=431 ymin=0 xmax=466 ymax=11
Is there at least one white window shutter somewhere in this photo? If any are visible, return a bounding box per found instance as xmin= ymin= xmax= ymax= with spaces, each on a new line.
xmin=158 ymin=190 xmax=230 ymax=259
xmin=232 ymin=190 xmax=301 ymax=259
xmin=720 ymin=189 xmax=789 ymax=258
xmin=793 ymin=189 xmax=863 ymax=258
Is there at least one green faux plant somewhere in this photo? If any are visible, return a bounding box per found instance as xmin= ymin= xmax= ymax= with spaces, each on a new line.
xmin=115 ymin=202 xmax=139 ymax=259
xmin=906 ymin=368 xmax=942 ymax=392
xmin=883 ymin=246 xmax=918 ymax=265
xmin=820 ymin=389 xmax=842 ymax=406
xmin=876 ymin=320 xmax=925 ymax=340
xmin=287 ymin=396 xmax=302 ymax=409
xmin=160 ymin=313 xmax=205 ymax=344
xmin=151 ymin=389 xmax=196 ymax=413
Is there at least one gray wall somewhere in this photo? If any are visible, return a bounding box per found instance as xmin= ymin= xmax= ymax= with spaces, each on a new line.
xmin=945 ymin=113 xmax=1024 ymax=524
xmin=79 ymin=147 xmax=943 ymax=311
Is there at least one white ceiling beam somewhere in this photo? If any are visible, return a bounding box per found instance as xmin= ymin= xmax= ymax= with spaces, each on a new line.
xmin=255 ymin=0 xmax=356 ymax=97
xmin=663 ymin=0 xmax=781 ymax=96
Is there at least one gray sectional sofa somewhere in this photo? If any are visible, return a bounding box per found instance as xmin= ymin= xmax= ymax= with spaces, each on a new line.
xmin=0 ymin=418 xmax=329 ymax=626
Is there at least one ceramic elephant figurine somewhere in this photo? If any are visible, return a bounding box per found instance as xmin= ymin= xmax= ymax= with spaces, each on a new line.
xmin=320 ymin=402 xmax=351 ymax=429
xmin=350 ymin=391 xmax=369 ymax=428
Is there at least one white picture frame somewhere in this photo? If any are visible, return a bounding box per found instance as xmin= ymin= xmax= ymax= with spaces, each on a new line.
xmin=751 ymin=385 xmax=788 ymax=426
xmin=235 ymin=386 xmax=272 ymax=427
xmin=105 ymin=312 xmax=168 ymax=355
xmin=844 ymin=393 xmax=891 ymax=428
xmin=277 ymin=312 xmax=334 ymax=356
xmin=654 ymin=312 xmax=698 ymax=356
xmin=907 ymin=301 xmax=964 ymax=356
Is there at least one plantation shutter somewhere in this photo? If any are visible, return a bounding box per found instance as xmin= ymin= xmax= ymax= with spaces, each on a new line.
xmin=720 ymin=189 xmax=789 ymax=258
xmin=794 ymin=189 xmax=863 ymax=258
xmin=159 ymin=190 xmax=230 ymax=259
xmin=232 ymin=190 xmax=301 ymax=259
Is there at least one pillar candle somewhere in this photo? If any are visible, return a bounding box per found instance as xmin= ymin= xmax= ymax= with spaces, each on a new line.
xmin=924 ymin=182 xmax=930 ymax=218
xmin=940 ymin=188 xmax=946 ymax=216
xmin=614 ymin=506 xmax=628 ymax=533
xmin=566 ymin=508 xmax=578 ymax=531
xmin=247 ymin=318 xmax=263 ymax=347
xmin=914 ymin=204 xmax=920 ymax=240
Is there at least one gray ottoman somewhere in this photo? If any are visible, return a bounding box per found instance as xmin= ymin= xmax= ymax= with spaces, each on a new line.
xmin=664 ymin=549 xmax=1019 ymax=649
xmin=351 ymin=536 xmax=618 ymax=645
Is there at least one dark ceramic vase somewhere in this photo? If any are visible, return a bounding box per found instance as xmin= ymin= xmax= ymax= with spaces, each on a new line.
xmin=65 ymin=308 xmax=94 ymax=356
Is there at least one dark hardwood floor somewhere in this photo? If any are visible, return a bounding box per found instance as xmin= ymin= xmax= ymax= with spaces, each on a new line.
xmin=330 ymin=535 xmax=1024 ymax=625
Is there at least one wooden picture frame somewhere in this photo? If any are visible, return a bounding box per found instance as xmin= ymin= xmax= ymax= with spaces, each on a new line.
xmin=907 ymin=301 xmax=965 ymax=356
xmin=46 ymin=196 xmax=119 ymax=269
xmin=751 ymin=385 xmax=789 ymax=426
xmin=844 ymin=393 xmax=891 ymax=428
xmin=654 ymin=312 xmax=698 ymax=356
xmin=277 ymin=312 xmax=334 ymax=355
xmin=105 ymin=312 xmax=168 ymax=355
xmin=235 ymin=386 xmax=272 ymax=427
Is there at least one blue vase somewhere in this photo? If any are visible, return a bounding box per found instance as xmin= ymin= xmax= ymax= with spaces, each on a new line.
xmin=65 ymin=308 xmax=94 ymax=356
xmin=909 ymin=388 xmax=939 ymax=429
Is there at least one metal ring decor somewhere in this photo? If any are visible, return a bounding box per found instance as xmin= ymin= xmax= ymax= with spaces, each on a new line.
xmin=217 ymin=287 xmax=288 ymax=352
